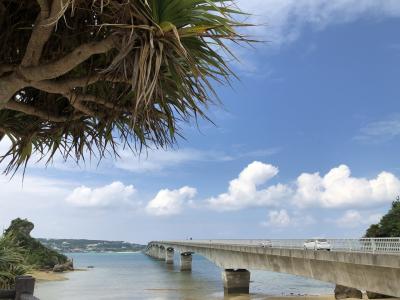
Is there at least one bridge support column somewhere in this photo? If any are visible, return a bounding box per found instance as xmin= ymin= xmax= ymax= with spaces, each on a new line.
xmin=180 ymin=252 xmax=192 ymax=271
xmin=165 ymin=247 xmax=174 ymax=264
xmin=158 ymin=247 xmax=166 ymax=260
xmin=148 ymin=247 xmax=155 ymax=258
xmin=222 ymin=269 xmax=250 ymax=294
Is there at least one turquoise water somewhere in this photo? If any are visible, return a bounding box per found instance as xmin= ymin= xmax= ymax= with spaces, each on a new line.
xmin=35 ymin=252 xmax=334 ymax=300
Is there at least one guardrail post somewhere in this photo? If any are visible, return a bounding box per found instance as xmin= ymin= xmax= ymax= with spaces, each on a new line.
xmin=371 ymin=239 xmax=376 ymax=254
xmin=14 ymin=276 xmax=35 ymax=300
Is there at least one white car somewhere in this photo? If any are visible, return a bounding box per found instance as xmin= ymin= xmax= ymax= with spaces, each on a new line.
xmin=259 ymin=240 xmax=272 ymax=248
xmin=304 ymin=239 xmax=331 ymax=251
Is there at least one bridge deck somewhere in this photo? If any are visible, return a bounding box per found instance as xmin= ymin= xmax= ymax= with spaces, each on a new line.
xmin=147 ymin=239 xmax=400 ymax=297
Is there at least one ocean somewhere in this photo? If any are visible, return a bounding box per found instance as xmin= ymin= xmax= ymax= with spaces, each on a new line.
xmin=35 ymin=252 xmax=334 ymax=300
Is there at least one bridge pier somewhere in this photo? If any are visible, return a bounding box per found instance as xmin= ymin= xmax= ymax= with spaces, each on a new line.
xmin=222 ymin=269 xmax=250 ymax=294
xmin=157 ymin=246 xmax=165 ymax=260
xmin=165 ymin=247 xmax=174 ymax=264
xmin=180 ymin=252 xmax=192 ymax=271
xmin=147 ymin=246 xmax=156 ymax=258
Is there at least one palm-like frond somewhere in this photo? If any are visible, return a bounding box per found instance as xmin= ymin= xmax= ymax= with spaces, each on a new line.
xmin=0 ymin=0 xmax=253 ymax=173
xmin=0 ymin=235 xmax=29 ymax=289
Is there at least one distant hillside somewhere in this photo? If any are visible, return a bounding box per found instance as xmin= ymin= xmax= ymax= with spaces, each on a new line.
xmin=38 ymin=238 xmax=145 ymax=253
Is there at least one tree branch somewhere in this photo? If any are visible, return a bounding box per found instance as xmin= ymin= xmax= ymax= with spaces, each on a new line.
xmin=22 ymin=35 xmax=119 ymax=81
xmin=0 ymin=2 xmax=5 ymax=29
xmin=32 ymin=74 xmax=129 ymax=93
xmin=21 ymin=0 xmax=63 ymax=67
xmin=0 ymin=73 xmax=27 ymax=108
xmin=78 ymin=94 xmax=121 ymax=110
xmin=0 ymin=65 xmax=17 ymax=77
xmin=4 ymin=100 xmax=78 ymax=122
xmin=66 ymin=93 xmax=98 ymax=117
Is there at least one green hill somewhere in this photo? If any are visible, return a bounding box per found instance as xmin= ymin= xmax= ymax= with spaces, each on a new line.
xmin=38 ymin=238 xmax=145 ymax=253
xmin=5 ymin=218 xmax=68 ymax=270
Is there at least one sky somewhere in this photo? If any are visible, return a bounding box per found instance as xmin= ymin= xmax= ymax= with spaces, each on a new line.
xmin=2 ymin=0 xmax=400 ymax=244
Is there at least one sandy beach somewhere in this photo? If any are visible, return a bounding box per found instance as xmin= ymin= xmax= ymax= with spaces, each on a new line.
xmin=29 ymin=270 xmax=68 ymax=282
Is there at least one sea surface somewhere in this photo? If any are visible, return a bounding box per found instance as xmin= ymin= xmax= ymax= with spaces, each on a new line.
xmin=35 ymin=252 xmax=334 ymax=300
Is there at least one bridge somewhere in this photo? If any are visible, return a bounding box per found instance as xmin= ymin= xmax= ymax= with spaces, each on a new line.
xmin=145 ymin=238 xmax=400 ymax=296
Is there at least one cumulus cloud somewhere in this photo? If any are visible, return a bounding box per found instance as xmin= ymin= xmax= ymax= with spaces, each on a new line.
xmin=146 ymin=186 xmax=197 ymax=216
xmin=336 ymin=210 xmax=383 ymax=228
xmin=207 ymin=161 xmax=400 ymax=211
xmin=261 ymin=209 xmax=315 ymax=228
xmin=65 ymin=181 xmax=137 ymax=208
xmin=294 ymin=165 xmax=400 ymax=208
xmin=237 ymin=0 xmax=400 ymax=46
xmin=207 ymin=161 xmax=291 ymax=211
xmin=263 ymin=209 xmax=291 ymax=227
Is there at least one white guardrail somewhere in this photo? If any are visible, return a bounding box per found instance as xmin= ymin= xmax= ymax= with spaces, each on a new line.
xmin=161 ymin=238 xmax=400 ymax=254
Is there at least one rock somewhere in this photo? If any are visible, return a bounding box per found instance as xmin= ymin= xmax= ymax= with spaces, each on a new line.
xmin=53 ymin=264 xmax=66 ymax=273
xmin=366 ymin=291 xmax=393 ymax=299
xmin=5 ymin=218 xmax=34 ymax=236
xmin=334 ymin=285 xmax=363 ymax=299
xmin=65 ymin=260 xmax=74 ymax=271
xmin=53 ymin=260 xmax=74 ymax=273
xmin=4 ymin=218 xmax=69 ymax=269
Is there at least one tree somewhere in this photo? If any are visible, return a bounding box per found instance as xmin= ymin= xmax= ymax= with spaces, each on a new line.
xmin=365 ymin=198 xmax=400 ymax=237
xmin=5 ymin=218 xmax=68 ymax=269
xmin=0 ymin=0 xmax=251 ymax=173
xmin=0 ymin=234 xmax=29 ymax=289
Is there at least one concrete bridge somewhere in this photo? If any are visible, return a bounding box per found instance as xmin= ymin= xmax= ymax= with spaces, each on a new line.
xmin=145 ymin=239 xmax=400 ymax=296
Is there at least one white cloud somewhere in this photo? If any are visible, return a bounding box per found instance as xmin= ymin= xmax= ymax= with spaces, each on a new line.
xmin=115 ymin=147 xmax=278 ymax=173
xmin=260 ymin=209 xmax=315 ymax=228
xmin=356 ymin=115 xmax=400 ymax=143
xmin=207 ymin=161 xmax=400 ymax=211
xmin=294 ymin=165 xmax=400 ymax=208
xmin=115 ymin=148 xmax=224 ymax=173
xmin=0 ymin=136 xmax=11 ymax=154
xmin=0 ymin=174 xmax=73 ymax=233
xmin=336 ymin=210 xmax=383 ymax=228
xmin=236 ymin=0 xmax=400 ymax=46
xmin=263 ymin=209 xmax=291 ymax=227
xmin=207 ymin=161 xmax=292 ymax=211
xmin=146 ymin=186 xmax=197 ymax=216
xmin=65 ymin=181 xmax=137 ymax=208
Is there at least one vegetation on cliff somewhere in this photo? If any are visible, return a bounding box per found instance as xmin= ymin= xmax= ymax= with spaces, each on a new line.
xmin=365 ymin=198 xmax=400 ymax=237
xmin=0 ymin=234 xmax=29 ymax=289
xmin=4 ymin=218 xmax=68 ymax=269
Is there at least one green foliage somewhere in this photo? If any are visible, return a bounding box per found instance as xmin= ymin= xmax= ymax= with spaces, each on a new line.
xmin=365 ymin=199 xmax=400 ymax=237
xmin=0 ymin=234 xmax=29 ymax=289
xmin=5 ymin=218 xmax=68 ymax=269
xmin=0 ymin=0 xmax=253 ymax=174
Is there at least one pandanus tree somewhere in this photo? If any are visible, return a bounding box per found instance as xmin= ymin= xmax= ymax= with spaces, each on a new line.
xmin=0 ymin=0 xmax=250 ymax=173
xmin=0 ymin=234 xmax=28 ymax=289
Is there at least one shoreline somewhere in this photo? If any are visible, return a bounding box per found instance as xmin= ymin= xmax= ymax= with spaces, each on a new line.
xmin=30 ymin=268 xmax=86 ymax=282
xmin=29 ymin=270 xmax=68 ymax=282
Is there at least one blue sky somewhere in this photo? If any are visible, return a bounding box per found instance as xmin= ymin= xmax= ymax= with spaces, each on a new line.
xmin=2 ymin=0 xmax=400 ymax=244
